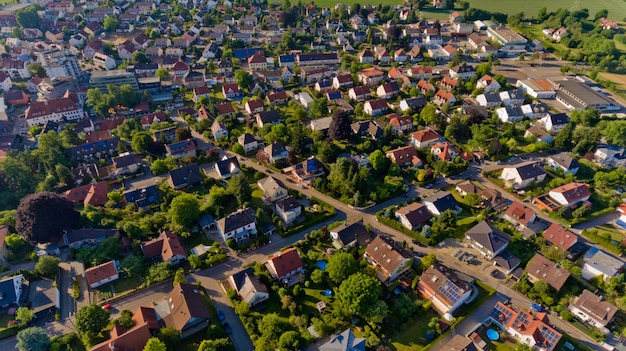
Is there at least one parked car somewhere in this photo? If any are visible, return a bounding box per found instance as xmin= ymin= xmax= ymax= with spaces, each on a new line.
xmin=223 ymin=322 xmax=232 ymax=334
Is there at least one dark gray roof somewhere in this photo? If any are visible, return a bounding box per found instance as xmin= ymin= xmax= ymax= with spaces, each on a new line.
xmin=113 ymin=154 xmax=136 ymax=168
xmin=218 ymin=208 xmax=255 ymax=234
xmin=466 ymin=220 xmax=510 ymax=254
xmin=403 ymin=96 xmax=427 ymax=110
xmin=482 ymin=91 xmax=501 ymax=102
xmin=124 ymin=185 xmax=160 ymax=208
xmin=276 ymin=196 xmax=301 ymax=212
xmin=256 ymin=110 xmax=281 ymax=124
xmin=168 ymin=163 xmax=202 ymax=188
xmin=509 ymin=162 xmax=546 ymax=180
xmin=423 ymin=191 xmax=458 ymax=213
xmin=0 ymin=275 xmax=21 ymax=307
xmin=216 ymin=156 xmax=240 ymax=176
xmin=547 ymin=113 xmax=570 ymax=125
xmin=331 ymin=222 xmax=371 ymax=247
xmin=493 ymin=249 xmax=520 ymax=270
xmin=549 ymin=152 xmax=578 ymax=170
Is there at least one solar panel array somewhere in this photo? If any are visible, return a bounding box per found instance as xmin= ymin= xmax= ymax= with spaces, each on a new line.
xmin=539 ymin=326 xmax=561 ymax=348
xmin=491 ymin=303 xmax=514 ymax=323
xmin=437 ymin=279 xmax=462 ymax=304
xmin=513 ymin=310 xmax=530 ymax=328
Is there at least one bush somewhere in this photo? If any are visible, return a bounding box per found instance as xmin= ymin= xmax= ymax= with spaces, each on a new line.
xmin=72 ymin=281 xmax=80 ymax=300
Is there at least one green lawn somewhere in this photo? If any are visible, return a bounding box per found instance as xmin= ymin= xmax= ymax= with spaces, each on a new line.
xmin=465 ymin=0 xmax=626 ymax=18
xmin=477 ymin=325 xmax=517 ymax=351
xmin=113 ymin=277 xmax=143 ymax=295
xmin=390 ymin=308 xmax=440 ymax=351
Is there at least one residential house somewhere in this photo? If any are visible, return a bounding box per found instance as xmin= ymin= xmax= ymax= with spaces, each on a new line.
xmin=245 ymin=99 xmax=265 ymax=115
xmin=211 ymin=120 xmax=228 ymax=141
xmin=216 ymin=103 xmax=235 ymax=119
xmin=291 ymin=157 xmax=325 ymax=185
xmin=267 ymin=91 xmax=289 ymax=106
xmin=0 ymin=275 xmax=23 ymax=307
xmin=364 ymin=99 xmax=389 ymax=116
xmin=238 ymin=133 xmax=259 ymax=154
xmin=358 ymin=49 xmax=374 ymax=64
xmin=348 ymin=86 xmax=371 ymax=101
xmin=545 ymin=182 xmax=591 ymax=209
xmin=489 ymin=302 xmax=561 ymax=351
xmin=399 ymin=96 xmax=427 ymax=113
xmin=524 ymin=126 xmax=553 ymax=144
xmin=423 ymin=191 xmax=459 ymax=216
xmin=90 ymin=308 xmax=156 ymax=351
xmin=257 ymin=176 xmax=288 ymax=202
xmin=433 ymin=89 xmax=456 ymax=105
xmin=333 ymin=74 xmax=354 ymax=89
xmin=351 ymin=120 xmax=384 ymax=140
xmin=496 ymin=105 xmax=524 ymax=123
xmin=330 ymin=221 xmax=372 ymax=249
xmin=265 ymin=247 xmax=304 ymax=285
xmin=569 ymin=290 xmax=618 ymax=330
xmin=364 ymin=236 xmax=413 ymax=284
xmin=358 ymin=67 xmax=385 ymax=86
xmin=500 ymin=162 xmax=546 ymax=189
xmin=64 ymin=181 xmax=109 ymax=207
xmin=440 ymin=76 xmax=459 ymax=91
xmin=522 ymin=103 xmax=550 ymax=120
xmin=386 ymin=146 xmax=422 ymax=167
xmin=58 ymin=228 xmax=117 ymax=249
xmin=222 ymin=83 xmax=241 ymax=99
xmin=479 ymin=189 xmax=508 ymax=211
xmin=320 ymin=329 xmax=365 ymax=351
xmin=582 ymin=247 xmax=623 ymax=281
xmin=546 ymin=152 xmax=579 ymax=175
xmin=442 ymin=335 xmax=480 ymax=351
xmin=248 ymin=51 xmax=267 ymax=70
xmin=262 ymin=141 xmax=288 ymax=165
xmin=394 ymin=49 xmax=408 ymax=63
xmin=152 ymin=127 xmax=177 ymax=144
xmin=594 ymin=145 xmax=626 ymax=169
xmin=85 ymin=260 xmax=119 ymax=289
xmin=411 ymin=128 xmax=441 ymax=148
xmin=543 ymin=223 xmax=578 ymax=252
xmin=256 ymin=110 xmax=282 ymax=128
xmin=214 ymin=156 xmax=240 ymax=180
xmin=376 ymin=82 xmax=400 ymax=99
xmin=418 ymin=263 xmax=473 ymax=314
xmin=315 ymin=80 xmax=333 ymax=93
xmin=395 ymin=203 xmax=432 ymax=231
xmin=217 ymin=208 xmax=257 ymax=243
xmin=112 ymin=153 xmax=139 ymax=176
xmin=165 ymin=139 xmax=196 ymax=160
xmin=541 ymin=113 xmax=570 ymax=133
xmin=449 ymin=65 xmax=476 ymax=80
xmin=456 ymin=180 xmax=477 ymax=196
xmin=526 ymin=253 xmax=570 ymax=291
xmin=387 ymin=115 xmax=414 ymax=134
xmin=141 ymin=231 xmax=186 ymax=264
xmin=294 ymin=92 xmax=314 ymax=109
xmin=499 ymin=89 xmax=525 ymax=107
xmin=476 ymin=91 xmax=502 ymax=108
xmin=157 ymin=283 xmax=210 ymax=338
xmin=228 ymin=267 xmax=269 ymax=307
xmin=275 ymin=196 xmax=302 ymax=226
xmin=431 ymin=142 xmax=462 ymax=162
xmin=477 ymin=75 xmax=501 ymax=93
xmin=168 ymin=163 xmax=203 ymax=190
xmin=407 ymin=66 xmax=433 ymax=80
xmin=124 ymin=185 xmax=160 ymax=209
xmin=503 ymin=202 xmax=538 ymax=232
xmin=465 ymin=220 xmax=510 ymax=259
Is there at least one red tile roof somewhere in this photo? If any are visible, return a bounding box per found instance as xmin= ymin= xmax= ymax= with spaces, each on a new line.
xmin=25 ymin=96 xmax=79 ymax=120
xmin=267 ymin=247 xmax=303 ymax=278
xmin=550 ymin=182 xmax=591 ymax=205
xmin=141 ymin=231 xmax=186 ymax=262
xmin=543 ymin=223 xmax=577 ymax=251
xmin=85 ymin=260 xmax=118 ymax=286
xmin=411 ymin=128 xmax=440 ymax=142
xmin=505 ymin=201 xmax=536 ymax=226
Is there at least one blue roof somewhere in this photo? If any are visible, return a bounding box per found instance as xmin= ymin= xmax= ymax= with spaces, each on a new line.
xmin=124 ymin=185 xmax=160 ymax=208
xmin=0 ymin=275 xmax=21 ymax=307
xmin=279 ymin=54 xmax=294 ymax=63
xmin=233 ymin=48 xmax=263 ymax=59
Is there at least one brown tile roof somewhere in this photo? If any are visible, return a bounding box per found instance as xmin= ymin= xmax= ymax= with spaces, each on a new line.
xmin=572 ymin=289 xmax=618 ymax=326
xmin=364 ymin=236 xmax=412 ymax=280
xmin=91 ymin=322 xmax=152 ymax=351
xmin=84 ymin=130 xmax=112 ymax=143
xmin=84 ymin=181 xmax=109 ymax=207
xmin=141 ymin=231 xmax=186 ymax=262
xmin=395 ymin=203 xmax=432 ymax=227
xmin=359 ymin=67 xmax=384 ymax=77
xmin=386 ymin=146 xmax=422 ymax=166
xmin=85 ymin=260 xmax=118 ymax=287
xmin=25 ymin=96 xmax=80 ymax=120
xmin=411 ymin=128 xmax=440 ymax=143
xmin=504 ymin=201 xmax=536 ymax=225
xmin=526 ymin=253 xmax=570 ymax=290
xmin=163 ymin=283 xmax=209 ymax=332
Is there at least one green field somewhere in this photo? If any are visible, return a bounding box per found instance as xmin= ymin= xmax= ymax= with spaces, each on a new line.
xmin=310 ymin=0 xmax=626 ymax=20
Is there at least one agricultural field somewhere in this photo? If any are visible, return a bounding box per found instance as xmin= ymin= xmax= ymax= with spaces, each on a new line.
xmin=463 ymin=0 xmax=626 ymax=19
xmin=599 ymin=72 xmax=626 ymax=89
xmin=312 ymin=0 xmax=402 ymax=7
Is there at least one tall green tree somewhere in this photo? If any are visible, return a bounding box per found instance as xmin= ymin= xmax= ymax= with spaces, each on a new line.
xmin=326 ymin=252 xmax=358 ymax=284
xmin=75 ymin=304 xmax=111 ymax=335
xmin=336 ymin=272 xmax=383 ymax=319
xmin=16 ymin=327 xmax=50 ymax=351
xmin=226 ymin=174 xmax=251 ymax=208
xmin=168 ymin=193 xmax=200 ymax=231
xmin=35 ymin=256 xmax=60 ymax=277
xmin=143 ymin=337 xmax=167 ymax=351
xmin=131 ymin=132 xmax=153 ymax=153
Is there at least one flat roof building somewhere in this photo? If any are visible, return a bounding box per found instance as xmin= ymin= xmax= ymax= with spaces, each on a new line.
xmin=90 ymin=70 xmax=139 ymax=91
xmin=555 ymin=80 xmax=616 ymax=111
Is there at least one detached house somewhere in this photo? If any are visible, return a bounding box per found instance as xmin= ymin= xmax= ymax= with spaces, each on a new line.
xmin=330 ymin=222 xmax=372 ymax=249
xmin=358 ymin=67 xmax=385 ymax=86
xmin=222 ymin=83 xmax=241 ymax=99
xmin=333 ymin=74 xmax=354 ymax=89
xmin=229 ymin=267 xmax=269 ymax=307
xmin=582 ymin=247 xmax=623 ymax=281
xmin=214 ymin=156 xmax=240 ymax=180
xmin=411 ymin=128 xmax=441 ymax=148
xmin=570 ymin=290 xmax=618 ymax=331
xmin=465 ymin=221 xmax=510 ymax=259
xmin=364 ymin=236 xmax=413 ymax=284
xmin=376 ymin=82 xmax=400 ymax=99
xmin=265 ymin=247 xmax=304 ymax=285
xmin=449 ymin=65 xmax=476 ymax=80
xmin=274 ymin=196 xmax=302 ymax=226
xmin=545 ymin=182 xmax=590 ymax=209
xmin=257 ymin=176 xmax=288 ymax=202
xmin=85 ymin=260 xmax=119 ymax=289
xmin=348 ymin=86 xmax=371 ymax=101
xmin=423 ymin=191 xmax=459 ymax=216
xmin=400 ymin=96 xmax=427 ymax=113
xmin=217 ymin=208 xmax=257 ymax=243
xmin=526 ymin=253 xmax=570 ymax=291
xmin=489 ymin=302 xmax=562 ymax=351
xmin=238 ymin=133 xmax=259 ymax=154
xmin=546 ymin=152 xmax=579 ymax=175
xmin=395 ymin=203 xmax=432 ymax=231
xmin=503 ymin=202 xmax=538 ymax=233
xmin=418 ymin=263 xmax=474 ymax=314
xmin=165 ymin=139 xmax=196 ymax=159
xmin=364 ymin=99 xmax=389 ymax=116
xmin=476 ymin=75 xmax=501 ymax=93
xmin=386 ymin=146 xmax=422 ymax=167
xmin=141 ymin=231 xmax=186 ymax=265
xmin=541 ymin=113 xmax=570 ymax=133
xmin=542 ymin=223 xmax=578 ymax=252
xmin=168 ymin=163 xmax=203 ymax=190
xmin=500 ymin=162 xmax=546 ymax=189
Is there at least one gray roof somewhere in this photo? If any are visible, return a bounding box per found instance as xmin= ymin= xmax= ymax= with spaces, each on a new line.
xmin=330 ymin=222 xmax=371 ymax=247
xmin=402 ymin=96 xmax=427 ymax=110
xmin=217 ymin=208 xmax=256 ymax=234
xmin=0 ymin=275 xmax=22 ymax=307
xmin=443 ymin=335 xmax=478 ymax=351
xmin=320 ymin=329 xmax=366 ymax=351
xmin=583 ymin=247 xmax=624 ymax=277
xmin=168 ymin=163 xmax=202 ymax=188
xmin=466 ymin=220 xmax=510 ymax=254
xmin=507 ymin=162 xmax=546 ymax=181
xmin=493 ymin=249 xmax=520 ymax=271
xmin=549 ymin=152 xmax=578 ymax=170
xmin=275 ymin=196 xmax=301 ymax=212
xmin=547 ymin=113 xmax=570 ymax=125
xmin=215 ymin=156 xmax=240 ymax=176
